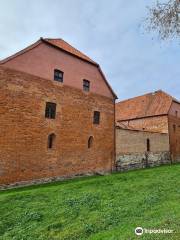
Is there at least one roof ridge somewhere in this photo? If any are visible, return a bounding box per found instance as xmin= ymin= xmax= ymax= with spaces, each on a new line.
xmin=116 ymin=89 xmax=177 ymax=105
xmin=43 ymin=37 xmax=62 ymax=40
xmin=42 ymin=38 xmax=98 ymax=65
xmin=116 ymin=90 xmax=157 ymax=104
xmin=60 ymin=39 xmax=96 ymax=63
xmin=159 ymin=89 xmax=180 ymax=103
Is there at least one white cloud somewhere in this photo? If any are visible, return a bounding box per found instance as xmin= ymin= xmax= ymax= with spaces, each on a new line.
xmin=0 ymin=0 xmax=179 ymax=100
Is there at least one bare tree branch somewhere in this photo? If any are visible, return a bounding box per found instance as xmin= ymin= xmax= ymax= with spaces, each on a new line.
xmin=146 ymin=0 xmax=180 ymax=40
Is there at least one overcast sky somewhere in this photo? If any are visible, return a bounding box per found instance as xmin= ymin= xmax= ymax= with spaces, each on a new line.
xmin=0 ymin=0 xmax=179 ymax=100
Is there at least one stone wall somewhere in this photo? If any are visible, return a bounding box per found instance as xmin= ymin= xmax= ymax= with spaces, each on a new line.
xmin=116 ymin=151 xmax=171 ymax=171
xmin=0 ymin=66 xmax=115 ymax=185
xmin=116 ymin=128 xmax=171 ymax=171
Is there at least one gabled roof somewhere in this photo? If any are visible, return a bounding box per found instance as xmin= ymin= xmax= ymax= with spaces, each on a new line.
xmin=42 ymin=38 xmax=97 ymax=65
xmin=0 ymin=37 xmax=97 ymax=66
xmin=116 ymin=90 xmax=179 ymax=121
xmin=0 ymin=37 xmax=117 ymax=99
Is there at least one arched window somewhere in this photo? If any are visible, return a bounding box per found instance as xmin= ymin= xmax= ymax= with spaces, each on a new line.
xmin=88 ymin=136 xmax=94 ymax=149
xmin=48 ymin=133 xmax=56 ymax=149
xmin=147 ymin=138 xmax=150 ymax=152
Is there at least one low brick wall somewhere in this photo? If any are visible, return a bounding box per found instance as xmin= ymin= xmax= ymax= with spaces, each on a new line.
xmin=116 ymin=127 xmax=171 ymax=171
xmin=116 ymin=151 xmax=171 ymax=171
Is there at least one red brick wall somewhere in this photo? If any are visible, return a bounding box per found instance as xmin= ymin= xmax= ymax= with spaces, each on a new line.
xmin=168 ymin=102 xmax=180 ymax=161
xmin=169 ymin=101 xmax=180 ymax=117
xmin=0 ymin=67 xmax=115 ymax=185
xmin=1 ymin=42 xmax=114 ymax=99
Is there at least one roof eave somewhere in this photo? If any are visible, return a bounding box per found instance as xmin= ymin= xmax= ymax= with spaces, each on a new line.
xmin=97 ymin=66 xmax=117 ymax=99
xmin=41 ymin=38 xmax=98 ymax=67
xmin=116 ymin=113 xmax=168 ymax=122
xmin=0 ymin=39 xmax=42 ymax=64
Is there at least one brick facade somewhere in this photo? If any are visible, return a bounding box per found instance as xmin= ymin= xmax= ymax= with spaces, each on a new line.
xmin=115 ymin=90 xmax=180 ymax=170
xmin=119 ymin=111 xmax=180 ymax=162
xmin=168 ymin=102 xmax=180 ymax=161
xmin=0 ymin=66 xmax=115 ymax=185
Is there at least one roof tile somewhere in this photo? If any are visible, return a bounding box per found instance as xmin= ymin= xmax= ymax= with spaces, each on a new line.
xmin=116 ymin=90 xmax=178 ymax=121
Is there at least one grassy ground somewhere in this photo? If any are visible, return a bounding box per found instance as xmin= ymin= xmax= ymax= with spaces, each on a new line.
xmin=0 ymin=164 xmax=180 ymax=240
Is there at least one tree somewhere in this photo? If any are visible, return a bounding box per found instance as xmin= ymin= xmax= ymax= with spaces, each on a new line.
xmin=146 ymin=0 xmax=180 ymax=40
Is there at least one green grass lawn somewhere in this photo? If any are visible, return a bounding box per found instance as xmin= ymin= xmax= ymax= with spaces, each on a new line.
xmin=0 ymin=164 xmax=180 ymax=240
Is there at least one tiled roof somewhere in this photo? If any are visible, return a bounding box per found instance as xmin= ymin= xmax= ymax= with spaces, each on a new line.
xmin=116 ymin=122 xmax=139 ymax=130
xmin=116 ymin=90 xmax=179 ymax=121
xmin=116 ymin=122 xmax=167 ymax=134
xmin=43 ymin=38 xmax=97 ymax=65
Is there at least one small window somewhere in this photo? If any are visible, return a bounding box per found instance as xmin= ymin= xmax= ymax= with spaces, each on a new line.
xmin=147 ymin=138 xmax=150 ymax=152
xmin=175 ymin=111 xmax=178 ymax=117
xmin=173 ymin=124 xmax=176 ymax=132
xmin=45 ymin=102 xmax=56 ymax=119
xmin=88 ymin=136 xmax=93 ymax=148
xmin=48 ymin=133 xmax=56 ymax=149
xmin=54 ymin=69 xmax=63 ymax=82
xmin=83 ymin=79 xmax=90 ymax=92
xmin=93 ymin=111 xmax=100 ymax=124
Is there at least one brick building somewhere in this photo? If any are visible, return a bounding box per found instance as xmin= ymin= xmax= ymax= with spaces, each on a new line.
xmin=116 ymin=90 xmax=180 ymax=170
xmin=0 ymin=38 xmax=117 ymax=186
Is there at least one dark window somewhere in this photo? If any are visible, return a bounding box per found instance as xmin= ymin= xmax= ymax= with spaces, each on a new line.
xmin=175 ymin=111 xmax=178 ymax=117
xmin=173 ymin=124 xmax=176 ymax=132
xmin=45 ymin=102 xmax=56 ymax=119
xmin=48 ymin=133 xmax=56 ymax=149
xmin=88 ymin=136 xmax=94 ymax=149
xmin=83 ymin=79 xmax=90 ymax=92
xmin=54 ymin=69 xmax=63 ymax=82
xmin=93 ymin=111 xmax=100 ymax=124
xmin=147 ymin=138 xmax=150 ymax=152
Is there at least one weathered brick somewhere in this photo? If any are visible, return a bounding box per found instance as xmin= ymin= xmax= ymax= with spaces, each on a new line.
xmin=0 ymin=66 xmax=115 ymax=185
